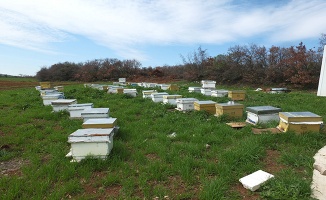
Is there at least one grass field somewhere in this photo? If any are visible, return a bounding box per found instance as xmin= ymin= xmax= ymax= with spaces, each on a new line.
xmin=1 ymin=81 xmax=326 ymax=199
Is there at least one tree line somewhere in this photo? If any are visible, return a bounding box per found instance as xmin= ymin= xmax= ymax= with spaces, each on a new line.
xmin=36 ymin=38 xmax=326 ymax=89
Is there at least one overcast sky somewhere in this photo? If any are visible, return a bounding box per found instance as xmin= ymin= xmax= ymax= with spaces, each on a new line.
xmin=0 ymin=0 xmax=326 ymax=76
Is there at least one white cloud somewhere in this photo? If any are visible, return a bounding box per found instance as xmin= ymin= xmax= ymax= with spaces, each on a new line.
xmin=0 ymin=0 xmax=326 ymax=62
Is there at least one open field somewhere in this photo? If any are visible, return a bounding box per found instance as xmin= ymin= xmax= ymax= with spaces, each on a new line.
xmin=1 ymin=79 xmax=326 ymax=199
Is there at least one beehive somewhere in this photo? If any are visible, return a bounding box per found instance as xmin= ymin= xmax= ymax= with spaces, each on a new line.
xmin=119 ymin=78 xmax=126 ymax=83
xmin=81 ymin=108 xmax=110 ymax=122
xmin=160 ymin=84 xmax=170 ymax=90
xmin=66 ymin=128 xmax=114 ymax=162
xmin=142 ymin=90 xmax=157 ymax=98
xmin=123 ymin=89 xmax=137 ymax=97
xmin=40 ymin=82 xmax=52 ymax=89
xmin=68 ymin=103 xmax=94 ymax=119
xmin=246 ymin=106 xmax=281 ymax=125
xmin=162 ymin=95 xmax=182 ymax=105
xmin=176 ymin=98 xmax=198 ymax=111
xmin=267 ymin=88 xmax=290 ymax=94
xmin=277 ymin=112 xmax=323 ymax=133
xmin=194 ymin=100 xmax=216 ymax=114
xmin=168 ymin=84 xmax=179 ymax=91
xmin=228 ymin=90 xmax=246 ymax=100
xmin=42 ymin=94 xmax=65 ymax=106
xmin=151 ymin=92 xmax=169 ymax=103
xmin=215 ymin=102 xmax=244 ymax=118
xmin=40 ymin=89 xmax=63 ymax=96
xmin=201 ymin=88 xmax=212 ymax=96
xmin=54 ymin=86 xmax=64 ymax=91
xmin=82 ymin=118 xmax=117 ymax=129
xmin=211 ymin=90 xmax=229 ymax=97
xmin=51 ymin=99 xmax=77 ymax=112
xmin=188 ymin=87 xmax=201 ymax=93
xmin=201 ymin=80 xmax=216 ymax=88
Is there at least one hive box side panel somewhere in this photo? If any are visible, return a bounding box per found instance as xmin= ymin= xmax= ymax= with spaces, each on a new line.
xmin=317 ymin=45 xmax=326 ymax=96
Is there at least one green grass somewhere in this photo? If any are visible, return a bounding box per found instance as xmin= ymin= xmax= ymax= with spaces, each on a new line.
xmin=0 ymin=82 xmax=326 ymax=199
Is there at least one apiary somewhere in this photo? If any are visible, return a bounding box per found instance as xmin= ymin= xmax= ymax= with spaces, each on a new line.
xmin=188 ymin=87 xmax=201 ymax=93
xmin=54 ymin=86 xmax=64 ymax=91
xmin=246 ymin=106 xmax=281 ymax=125
xmin=40 ymin=82 xmax=52 ymax=89
xmin=201 ymin=80 xmax=216 ymax=88
xmin=201 ymin=88 xmax=212 ymax=96
xmin=160 ymin=84 xmax=170 ymax=90
xmin=42 ymin=94 xmax=65 ymax=106
xmin=66 ymin=128 xmax=114 ymax=162
xmin=277 ymin=112 xmax=323 ymax=133
xmin=215 ymin=102 xmax=244 ymax=118
xmin=211 ymin=90 xmax=229 ymax=97
xmin=81 ymin=108 xmax=110 ymax=122
xmin=68 ymin=103 xmax=94 ymax=119
xmin=162 ymin=95 xmax=182 ymax=105
xmin=82 ymin=118 xmax=118 ymax=136
xmin=176 ymin=98 xmax=198 ymax=111
xmin=151 ymin=92 xmax=169 ymax=103
xmin=123 ymin=89 xmax=137 ymax=97
xmin=228 ymin=90 xmax=246 ymax=100
xmin=194 ymin=100 xmax=216 ymax=114
xmin=51 ymin=99 xmax=77 ymax=112
xmin=142 ymin=90 xmax=157 ymax=98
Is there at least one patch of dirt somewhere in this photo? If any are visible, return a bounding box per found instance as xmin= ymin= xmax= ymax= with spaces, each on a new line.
xmin=146 ymin=153 xmax=160 ymax=161
xmin=233 ymin=182 xmax=261 ymax=200
xmin=0 ymin=158 xmax=28 ymax=177
xmin=263 ymin=149 xmax=286 ymax=174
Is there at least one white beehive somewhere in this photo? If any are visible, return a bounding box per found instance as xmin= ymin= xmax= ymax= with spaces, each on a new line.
xmin=51 ymin=99 xmax=77 ymax=112
xmin=81 ymin=108 xmax=110 ymax=122
xmin=42 ymin=94 xmax=65 ymax=106
xmin=66 ymin=128 xmax=114 ymax=162
xmin=119 ymin=78 xmax=126 ymax=83
xmin=123 ymin=89 xmax=137 ymax=97
xmin=246 ymin=106 xmax=281 ymax=125
xmin=142 ymin=90 xmax=157 ymax=98
xmin=201 ymin=88 xmax=212 ymax=96
xmin=82 ymin=118 xmax=118 ymax=136
xmin=162 ymin=95 xmax=182 ymax=105
xmin=239 ymin=170 xmax=274 ymax=191
xmin=108 ymin=86 xmax=124 ymax=93
xmin=188 ymin=87 xmax=202 ymax=93
xmin=151 ymin=92 xmax=169 ymax=103
xmin=160 ymin=84 xmax=170 ymax=90
xmin=35 ymin=86 xmax=41 ymax=91
xmin=176 ymin=98 xmax=198 ymax=111
xmin=40 ymin=89 xmax=63 ymax=96
xmin=68 ymin=103 xmax=94 ymax=119
xmin=201 ymin=80 xmax=216 ymax=88
xmin=211 ymin=90 xmax=229 ymax=97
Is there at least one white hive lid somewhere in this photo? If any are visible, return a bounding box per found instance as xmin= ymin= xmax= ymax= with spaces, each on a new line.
xmin=83 ymin=118 xmax=117 ymax=125
xmin=81 ymin=108 xmax=109 ymax=114
xmin=51 ymin=99 xmax=77 ymax=105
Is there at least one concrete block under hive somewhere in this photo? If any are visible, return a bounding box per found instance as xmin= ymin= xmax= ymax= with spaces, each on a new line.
xmin=51 ymin=99 xmax=77 ymax=112
xmin=228 ymin=90 xmax=246 ymax=100
xmin=277 ymin=112 xmax=323 ymax=133
xmin=68 ymin=103 xmax=94 ymax=119
xmin=215 ymin=102 xmax=244 ymax=118
xmin=81 ymin=108 xmax=110 ymax=122
xmin=66 ymin=128 xmax=114 ymax=162
xmin=42 ymin=94 xmax=65 ymax=106
xmin=194 ymin=100 xmax=216 ymax=114
xmin=188 ymin=87 xmax=201 ymax=93
xmin=246 ymin=106 xmax=281 ymax=125
xmin=151 ymin=92 xmax=169 ymax=103
xmin=142 ymin=90 xmax=157 ymax=98
xmin=176 ymin=98 xmax=198 ymax=111
xmin=162 ymin=95 xmax=182 ymax=105
xmin=211 ymin=90 xmax=229 ymax=97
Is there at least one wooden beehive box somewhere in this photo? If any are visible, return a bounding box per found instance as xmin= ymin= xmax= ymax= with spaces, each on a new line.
xmin=51 ymin=99 xmax=77 ymax=112
xmin=201 ymin=80 xmax=216 ymax=88
xmin=40 ymin=82 xmax=52 ymax=89
xmin=82 ymin=118 xmax=117 ymax=129
xmin=163 ymin=95 xmax=182 ymax=105
xmin=151 ymin=92 xmax=169 ymax=103
xmin=277 ymin=112 xmax=323 ymax=133
xmin=68 ymin=103 xmax=94 ymax=119
xmin=142 ymin=90 xmax=157 ymax=98
xmin=246 ymin=106 xmax=281 ymax=125
xmin=176 ymin=98 xmax=198 ymax=111
xmin=123 ymin=89 xmax=137 ymax=97
xmin=188 ymin=87 xmax=201 ymax=93
xmin=81 ymin=108 xmax=110 ymax=122
xmin=228 ymin=90 xmax=246 ymax=100
xmin=201 ymin=88 xmax=212 ymax=96
xmin=194 ymin=100 xmax=216 ymax=114
xmin=168 ymin=84 xmax=179 ymax=91
xmin=215 ymin=102 xmax=244 ymax=118
xmin=66 ymin=128 xmax=114 ymax=162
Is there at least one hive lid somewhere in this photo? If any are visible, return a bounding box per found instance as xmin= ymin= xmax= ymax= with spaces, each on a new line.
xmin=68 ymin=128 xmax=114 ymax=143
xmin=176 ymin=98 xmax=198 ymax=103
xmin=163 ymin=95 xmax=182 ymax=99
xmin=214 ymin=90 xmax=229 ymax=93
xmin=279 ymin=112 xmax=322 ymax=122
xmin=51 ymin=99 xmax=77 ymax=105
xmin=151 ymin=92 xmax=169 ymax=96
xmin=246 ymin=106 xmax=281 ymax=114
xmin=83 ymin=118 xmax=117 ymax=125
xmin=68 ymin=103 xmax=93 ymax=108
xmin=216 ymin=102 xmax=244 ymax=109
xmin=42 ymin=94 xmax=63 ymax=99
xmin=195 ymin=100 xmax=216 ymax=105
xmin=81 ymin=108 xmax=109 ymax=114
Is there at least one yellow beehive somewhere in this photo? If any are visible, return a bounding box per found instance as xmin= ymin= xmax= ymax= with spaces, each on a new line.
xmin=194 ymin=100 xmax=216 ymax=114
xmin=215 ymin=103 xmax=244 ymax=118
xmin=277 ymin=112 xmax=323 ymax=133
xmin=228 ymin=90 xmax=246 ymax=101
xmin=40 ymin=82 xmax=52 ymax=89
xmin=168 ymin=84 xmax=179 ymax=91
xmin=117 ymin=88 xmax=124 ymax=94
